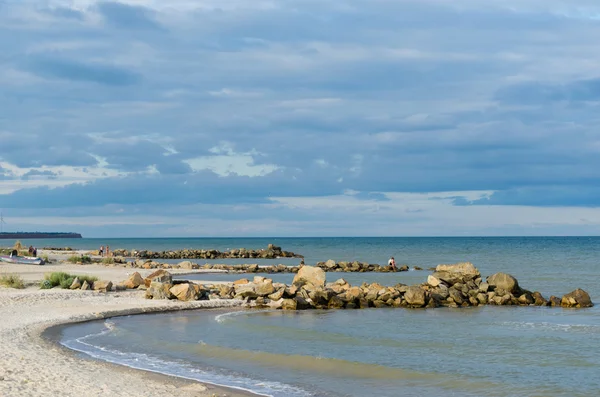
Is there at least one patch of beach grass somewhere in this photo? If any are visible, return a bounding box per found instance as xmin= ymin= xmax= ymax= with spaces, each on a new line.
xmin=41 ymin=272 xmax=98 ymax=289
xmin=66 ymin=255 xmax=92 ymax=264
xmin=0 ymin=274 xmax=25 ymax=289
xmin=101 ymin=257 xmax=115 ymax=265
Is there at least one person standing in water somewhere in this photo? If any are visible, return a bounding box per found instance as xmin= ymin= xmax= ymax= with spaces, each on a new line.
xmin=388 ymin=256 xmax=398 ymax=271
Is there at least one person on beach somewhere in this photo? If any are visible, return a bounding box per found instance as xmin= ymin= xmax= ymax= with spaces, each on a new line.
xmin=33 ymin=247 xmax=37 ymax=257
xmin=99 ymin=246 xmax=104 ymax=257
xmin=388 ymin=256 xmax=397 ymax=271
xmin=28 ymin=246 xmax=34 ymax=256
xmin=106 ymin=245 xmax=110 ymax=257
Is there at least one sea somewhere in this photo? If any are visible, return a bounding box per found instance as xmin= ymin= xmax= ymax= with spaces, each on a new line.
xmin=48 ymin=237 xmax=599 ymax=397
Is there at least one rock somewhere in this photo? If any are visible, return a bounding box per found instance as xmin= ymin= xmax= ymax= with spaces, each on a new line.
xmin=549 ymin=296 xmax=561 ymax=307
xmin=92 ymin=280 xmax=113 ymax=292
xmin=398 ymin=265 xmax=409 ymax=272
xmin=324 ymin=259 xmax=337 ymax=270
xmin=435 ymin=262 xmax=480 ymax=277
xmin=268 ymin=298 xmax=284 ymax=309
xmin=234 ymin=283 xmax=258 ymax=299
xmin=233 ymin=278 xmax=250 ymax=285
xmin=478 ymin=282 xmax=489 ymax=293
xmin=561 ymin=289 xmax=593 ymax=308
xmin=268 ymin=288 xmax=285 ymax=301
xmin=178 ymin=261 xmax=198 ymax=270
xmin=487 ymin=273 xmax=520 ymax=294
xmin=254 ymin=279 xmax=275 ymax=297
xmin=328 ymin=295 xmax=345 ymax=309
xmin=404 ymin=286 xmax=426 ymax=307
xmin=123 ymin=272 xmax=144 ymax=289
xmin=114 ymin=284 xmax=127 ymax=291
xmin=292 ymin=265 xmax=326 ymax=289
xmin=145 ymin=282 xmax=173 ymax=299
xmin=281 ymin=298 xmax=297 ymax=310
xmin=248 ymin=264 xmax=259 ymax=273
xmin=80 ymin=280 xmax=90 ymax=290
xmin=170 ymin=283 xmax=197 ymax=301
xmin=448 ymin=288 xmax=464 ymax=305
xmin=532 ymin=291 xmax=547 ymax=306
xmin=69 ymin=277 xmax=81 ymax=290
xmin=144 ymin=270 xmax=172 ymax=288
xmin=427 ymin=275 xmax=442 ymax=287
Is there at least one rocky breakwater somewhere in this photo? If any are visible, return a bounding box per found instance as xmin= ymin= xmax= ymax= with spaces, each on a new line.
xmin=316 ymin=259 xmax=410 ymax=272
xmin=111 ymin=244 xmax=303 ymax=260
xmin=101 ymin=258 xmax=417 ymax=273
xmin=202 ymin=262 xmax=593 ymax=310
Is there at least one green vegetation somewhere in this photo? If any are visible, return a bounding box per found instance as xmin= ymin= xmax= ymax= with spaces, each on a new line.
xmin=0 ymin=273 xmax=25 ymax=289
xmin=40 ymin=272 xmax=98 ymax=289
xmin=66 ymin=255 xmax=92 ymax=264
xmin=41 ymin=255 xmax=50 ymax=263
xmin=13 ymin=240 xmax=23 ymax=251
xmin=101 ymin=257 xmax=115 ymax=264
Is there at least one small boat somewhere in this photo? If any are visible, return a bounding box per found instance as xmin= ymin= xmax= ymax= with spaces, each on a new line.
xmin=0 ymin=255 xmax=45 ymax=265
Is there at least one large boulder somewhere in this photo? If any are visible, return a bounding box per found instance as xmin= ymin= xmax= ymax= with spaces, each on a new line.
xmin=487 ymin=273 xmax=520 ymax=294
xmin=324 ymin=259 xmax=337 ymax=270
xmin=254 ymin=279 xmax=275 ymax=297
xmin=292 ymin=265 xmax=326 ymax=289
xmin=234 ymin=283 xmax=258 ymax=299
xmin=145 ymin=281 xmax=173 ymax=299
xmin=123 ymin=272 xmax=144 ymax=289
xmin=92 ymin=280 xmax=113 ymax=292
xmin=427 ymin=275 xmax=442 ymax=287
xmin=144 ymin=270 xmax=172 ymax=288
xmin=170 ymin=283 xmax=197 ymax=301
xmin=561 ymin=289 xmax=593 ymax=308
xmin=404 ymin=286 xmax=426 ymax=307
xmin=434 ymin=262 xmax=480 ymax=284
xmin=178 ymin=261 xmax=198 ymax=270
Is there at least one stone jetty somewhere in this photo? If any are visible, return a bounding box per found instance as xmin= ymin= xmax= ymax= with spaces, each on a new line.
xmin=135 ymin=262 xmax=593 ymax=310
xmin=99 ymin=258 xmax=414 ymax=273
xmin=109 ymin=244 xmax=302 ymax=260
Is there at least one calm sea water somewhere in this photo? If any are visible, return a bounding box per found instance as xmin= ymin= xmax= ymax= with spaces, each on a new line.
xmin=58 ymin=237 xmax=600 ymax=397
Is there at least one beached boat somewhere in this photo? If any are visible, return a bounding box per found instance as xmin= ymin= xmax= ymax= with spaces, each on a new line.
xmin=0 ymin=255 xmax=45 ymax=265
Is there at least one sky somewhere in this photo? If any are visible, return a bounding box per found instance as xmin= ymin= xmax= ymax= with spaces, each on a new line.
xmin=1 ymin=0 xmax=600 ymax=237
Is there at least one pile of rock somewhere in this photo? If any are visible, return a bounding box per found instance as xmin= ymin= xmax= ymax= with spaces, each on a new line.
xmin=144 ymin=263 xmax=592 ymax=310
xmin=68 ymin=278 xmax=113 ymax=292
xmin=100 ymin=259 xmax=418 ymax=273
xmin=316 ymin=259 xmax=410 ymax=272
xmin=110 ymin=244 xmax=303 ymax=260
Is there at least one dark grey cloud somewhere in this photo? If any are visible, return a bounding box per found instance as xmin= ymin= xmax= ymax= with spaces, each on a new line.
xmin=21 ymin=170 xmax=59 ymax=180
xmin=21 ymin=56 xmax=141 ymax=86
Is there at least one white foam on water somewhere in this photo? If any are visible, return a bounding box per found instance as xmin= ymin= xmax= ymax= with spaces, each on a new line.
xmin=501 ymin=321 xmax=600 ymax=333
xmin=214 ymin=309 xmax=279 ymax=323
xmin=61 ymin=321 xmax=312 ymax=397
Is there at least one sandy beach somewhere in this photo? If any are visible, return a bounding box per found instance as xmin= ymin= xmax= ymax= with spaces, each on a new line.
xmin=0 ymin=253 xmax=257 ymax=397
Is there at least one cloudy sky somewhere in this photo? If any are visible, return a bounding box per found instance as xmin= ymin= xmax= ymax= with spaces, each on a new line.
xmin=1 ymin=0 xmax=600 ymax=237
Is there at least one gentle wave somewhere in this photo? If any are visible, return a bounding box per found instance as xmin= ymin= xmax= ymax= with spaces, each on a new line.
xmin=61 ymin=321 xmax=310 ymax=397
xmin=501 ymin=321 xmax=600 ymax=333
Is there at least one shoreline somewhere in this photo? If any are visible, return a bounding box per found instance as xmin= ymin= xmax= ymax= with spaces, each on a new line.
xmin=41 ymin=308 xmax=261 ymax=397
xmin=0 ymin=258 xmax=263 ymax=397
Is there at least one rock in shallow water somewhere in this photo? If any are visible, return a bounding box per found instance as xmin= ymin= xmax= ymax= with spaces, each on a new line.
xmin=561 ymin=289 xmax=593 ymax=308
